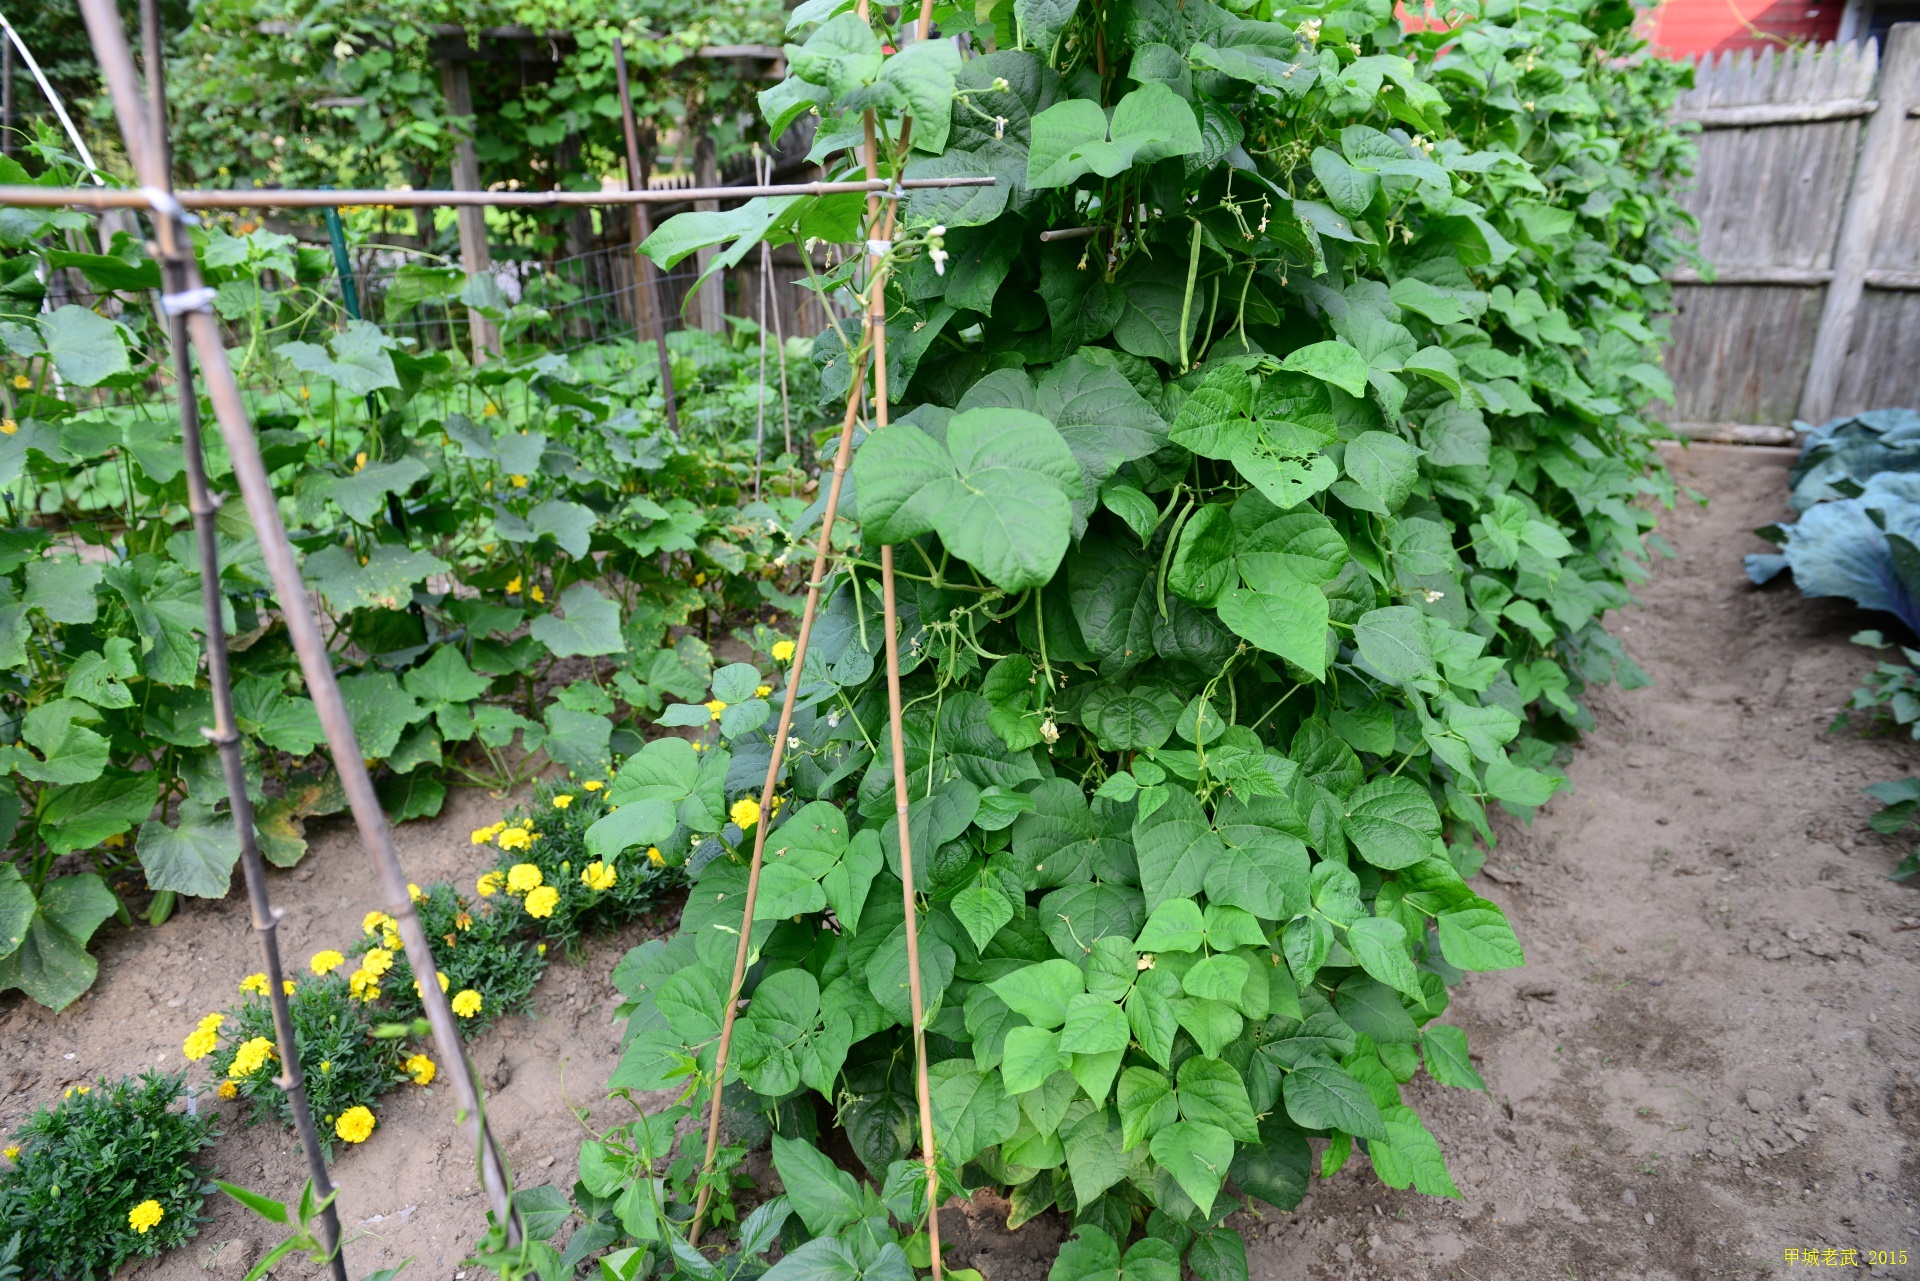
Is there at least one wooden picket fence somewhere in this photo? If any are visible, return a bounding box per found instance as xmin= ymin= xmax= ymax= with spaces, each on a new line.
xmin=1664 ymin=24 xmax=1920 ymax=440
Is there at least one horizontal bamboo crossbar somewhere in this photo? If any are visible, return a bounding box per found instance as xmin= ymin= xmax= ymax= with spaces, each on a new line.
xmin=0 ymin=176 xmax=994 ymax=211
xmin=1678 ymin=97 xmax=1878 ymax=127
xmin=1666 ymin=265 xmax=1836 ymax=286
xmin=1667 ymin=265 xmax=1920 ymax=290
xmin=1667 ymin=421 xmax=1803 ymax=445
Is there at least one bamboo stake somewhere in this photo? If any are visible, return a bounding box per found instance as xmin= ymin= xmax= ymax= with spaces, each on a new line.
xmin=74 ymin=0 xmax=524 ymax=1246
xmin=861 ymin=1 xmax=944 ymax=1270
xmin=687 ymin=323 xmax=874 ymax=1246
xmin=137 ymin=2 xmax=347 ymax=1272
xmin=0 ymin=176 xmax=995 ymax=211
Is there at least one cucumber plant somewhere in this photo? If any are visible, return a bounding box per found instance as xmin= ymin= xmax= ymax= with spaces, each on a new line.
xmin=611 ymin=0 xmax=1691 ymax=1253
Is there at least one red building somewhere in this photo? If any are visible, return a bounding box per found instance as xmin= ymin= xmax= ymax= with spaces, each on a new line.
xmin=1649 ymin=0 xmax=1919 ymax=56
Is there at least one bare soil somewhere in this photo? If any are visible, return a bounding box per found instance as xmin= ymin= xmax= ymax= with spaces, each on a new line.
xmin=4 ymin=442 xmax=1918 ymax=1281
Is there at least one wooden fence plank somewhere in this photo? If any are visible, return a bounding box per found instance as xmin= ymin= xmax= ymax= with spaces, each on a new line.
xmin=1832 ymin=24 xmax=1920 ymax=417
xmin=1662 ymin=30 xmax=1920 ymax=430
xmin=1800 ymin=24 xmax=1919 ymax=422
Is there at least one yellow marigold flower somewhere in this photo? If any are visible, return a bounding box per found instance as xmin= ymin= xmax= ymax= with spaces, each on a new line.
xmin=12 ymin=374 xmax=30 ymax=389
xmin=405 ymin=1054 xmax=436 ymax=1086
xmin=509 ymin=474 xmax=528 ymax=487
xmin=183 ymin=1027 xmax=220 ymax=1061
xmin=771 ymin=639 xmax=795 ymax=663
xmin=319 ymin=1061 xmax=330 ymax=1073
xmin=648 ymin=846 xmax=665 ymax=866
xmin=582 ymin=780 xmax=604 ymax=791
xmin=506 ymin=576 xmax=523 ymax=595
xmin=552 ymin=794 xmax=573 ymax=809
xmin=705 ymin=699 xmax=727 ymax=720
xmin=756 ymin=684 xmax=772 ymax=697
xmin=451 ymin=989 xmax=483 ymax=1018
xmin=408 ymin=883 xmax=425 ymax=902
xmin=1 ymin=1145 xmax=15 ymax=1160
xmin=582 ymin=861 xmax=616 ymax=891
xmin=310 ymin=950 xmax=345 ymax=975
xmin=381 ymin=929 xmax=400 ymax=950
xmin=348 ymin=968 xmax=381 ymax=1001
xmin=537 ymin=942 xmax=547 ymax=956
xmin=506 ymin=863 xmax=543 ymax=894
xmin=217 ymin=1081 xmax=237 ymax=1100
xmin=691 ymin=741 xmax=705 ymax=752
xmin=239 ymin=973 xmax=269 ymax=996
xmin=335 ymin=1106 xmax=376 ymax=1144
xmin=228 ymin=1036 xmax=276 ymax=1079
xmin=731 ymin=797 xmax=761 ymax=829
xmin=283 ymin=980 xmax=296 ymax=996
xmin=477 ymin=870 xmax=503 ymax=897
xmin=361 ymin=948 xmax=394 ymax=977
xmin=524 ymin=885 xmax=560 ymax=918
xmin=362 ymin=910 xmax=394 ymax=936
xmin=197 ymin=1012 xmax=224 ymax=1032
xmin=531 ymin=584 xmax=545 ymax=603
xmin=497 ymin=826 xmax=531 ymax=852
xmin=129 ymin=1199 xmax=164 ymax=1234
xmin=471 ymin=821 xmax=506 ymax=845
xmin=0 ymin=419 xmax=15 ymax=436
xmin=413 ymin=971 xmax=450 ymax=997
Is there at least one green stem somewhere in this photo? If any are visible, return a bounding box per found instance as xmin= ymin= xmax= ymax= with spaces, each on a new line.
xmin=1156 ymin=495 xmax=1196 ymax=621
xmin=1193 ymin=273 xmax=1222 ymax=367
xmin=1234 ymin=261 xmax=1257 ymax=354
xmin=1178 ymin=218 xmax=1203 ymax=372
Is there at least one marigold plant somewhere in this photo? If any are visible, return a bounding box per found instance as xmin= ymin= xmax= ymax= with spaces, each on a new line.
xmin=0 ymin=1072 xmax=216 ymax=1276
xmin=201 ymin=975 xmax=406 ymax=1156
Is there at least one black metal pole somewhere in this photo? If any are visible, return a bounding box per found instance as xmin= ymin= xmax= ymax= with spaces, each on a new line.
xmin=80 ymin=0 xmax=525 ymax=1247
xmin=138 ymin=0 xmax=348 ymax=1274
xmin=165 ymin=270 xmax=351 ymax=1281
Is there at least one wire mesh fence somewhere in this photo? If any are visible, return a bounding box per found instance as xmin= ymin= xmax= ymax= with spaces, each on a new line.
xmin=5 ymin=231 xmax=847 ymax=450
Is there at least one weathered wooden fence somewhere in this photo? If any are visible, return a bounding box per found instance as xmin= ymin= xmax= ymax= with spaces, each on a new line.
xmin=1665 ymin=23 xmax=1920 ymax=437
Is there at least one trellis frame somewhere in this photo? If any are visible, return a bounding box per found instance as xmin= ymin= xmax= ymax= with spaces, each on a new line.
xmin=35 ymin=0 xmax=990 ymax=1266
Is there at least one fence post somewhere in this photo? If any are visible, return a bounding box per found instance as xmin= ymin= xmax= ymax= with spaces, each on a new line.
xmin=438 ymin=44 xmax=501 ymax=362
xmin=611 ymin=37 xmax=680 ymax=434
xmin=692 ymin=124 xmax=725 ymax=332
xmin=1799 ymin=23 xmax=1919 ymax=424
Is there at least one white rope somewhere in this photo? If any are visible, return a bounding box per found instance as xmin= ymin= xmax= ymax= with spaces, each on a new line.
xmin=0 ymin=7 xmax=106 ymax=185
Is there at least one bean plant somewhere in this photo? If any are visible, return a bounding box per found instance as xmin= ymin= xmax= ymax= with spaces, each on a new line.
xmin=588 ymin=0 xmax=1693 ymax=1256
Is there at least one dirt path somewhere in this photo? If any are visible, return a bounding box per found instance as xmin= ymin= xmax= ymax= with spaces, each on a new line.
xmin=1224 ymin=443 xmax=1920 ymax=1281
xmin=0 ymin=783 xmax=655 ymax=1281
xmin=4 ymin=442 xmax=1917 ymax=1281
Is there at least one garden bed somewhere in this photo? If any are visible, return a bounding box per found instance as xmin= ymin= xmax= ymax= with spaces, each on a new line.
xmin=4 ymin=441 xmax=1913 ymax=1280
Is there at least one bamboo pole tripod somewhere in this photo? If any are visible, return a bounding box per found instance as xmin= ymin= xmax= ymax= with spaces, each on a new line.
xmin=34 ymin=0 xmax=988 ymax=1267
xmin=686 ymin=2 xmax=948 ymax=1275
xmin=73 ymin=0 xmax=531 ymax=1255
